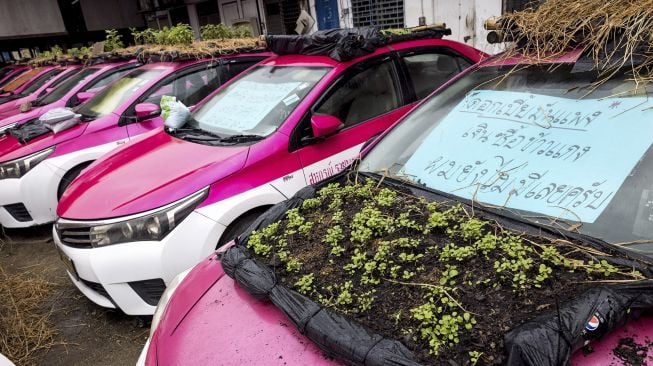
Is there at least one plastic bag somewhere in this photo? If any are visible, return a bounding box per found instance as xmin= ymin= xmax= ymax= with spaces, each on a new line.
xmin=39 ymin=108 xmax=77 ymax=125
xmin=8 ymin=119 xmax=51 ymax=144
xmin=39 ymin=107 xmax=81 ymax=133
xmin=164 ymin=101 xmax=190 ymax=129
xmin=265 ymin=27 xmax=386 ymax=62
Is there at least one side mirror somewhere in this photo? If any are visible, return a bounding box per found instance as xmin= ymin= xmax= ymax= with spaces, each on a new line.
xmin=76 ymin=92 xmax=95 ymax=104
xmin=311 ymin=115 xmax=343 ymax=139
xmin=135 ymin=102 xmax=161 ymax=121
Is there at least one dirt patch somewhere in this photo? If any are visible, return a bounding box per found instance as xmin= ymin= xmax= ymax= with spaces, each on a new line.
xmin=612 ymin=337 xmax=652 ymax=366
xmin=0 ymin=225 xmax=147 ymax=366
xmin=245 ymin=179 xmax=648 ymax=365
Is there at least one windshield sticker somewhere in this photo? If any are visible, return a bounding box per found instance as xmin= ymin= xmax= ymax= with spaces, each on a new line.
xmin=201 ymin=81 xmax=300 ymax=131
xmin=401 ymin=90 xmax=653 ymax=223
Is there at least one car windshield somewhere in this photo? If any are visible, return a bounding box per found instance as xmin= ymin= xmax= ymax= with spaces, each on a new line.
xmin=76 ymin=68 xmax=164 ymax=118
xmin=0 ymin=68 xmax=27 ymax=89
xmin=0 ymin=68 xmax=41 ymax=92
xmin=19 ymin=68 xmax=65 ymax=96
xmin=360 ymin=63 xmax=653 ymax=253
xmin=35 ymin=68 xmax=98 ymax=105
xmin=0 ymin=67 xmax=13 ymax=79
xmin=188 ymin=65 xmax=330 ymax=137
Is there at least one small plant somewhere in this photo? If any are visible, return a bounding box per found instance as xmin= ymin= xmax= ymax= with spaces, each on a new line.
xmin=294 ymin=273 xmax=314 ymax=294
xmin=244 ymin=178 xmax=642 ymax=365
xmin=104 ymin=29 xmax=124 ymax=51
xmin=201 ymin=24 xmax=252 ymax=40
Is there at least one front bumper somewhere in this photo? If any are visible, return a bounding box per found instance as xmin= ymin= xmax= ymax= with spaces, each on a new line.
xmin=0 ymin=161 xmax=62 ymax=228
xmin=54 ymin=211 xmax=227 ymax=315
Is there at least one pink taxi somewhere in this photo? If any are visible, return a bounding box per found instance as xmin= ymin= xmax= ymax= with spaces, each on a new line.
xmin=0 ymin=53 xmax=268 ymax=228
xmin=141 ymin=51 xmax=653 ymax=365
xmin=54 ymin=36 xmax=484 ymax=316
xmin=0 ymin=60 xmax=140 ymax=131
xmin=0 ymin=64 xmax=82 ymax=117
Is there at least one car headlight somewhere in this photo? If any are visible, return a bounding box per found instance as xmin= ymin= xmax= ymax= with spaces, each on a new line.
xmin=0 ymin=147 xmax=54 ymax=180
xmin=88 ymin=188 xmax=208 ymax=247
xmin=150 ymin=268 xmax=191 ymax=337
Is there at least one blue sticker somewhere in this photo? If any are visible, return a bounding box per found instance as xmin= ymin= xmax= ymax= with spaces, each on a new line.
xmin=402 ymin=90 xmax=653 ymax=223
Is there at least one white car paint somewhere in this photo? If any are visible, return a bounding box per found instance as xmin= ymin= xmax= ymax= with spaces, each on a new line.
xmin=0 ymin=138 xmax=127 ymax=228
xmin=56 ymin=144 xmax=363 ymax=315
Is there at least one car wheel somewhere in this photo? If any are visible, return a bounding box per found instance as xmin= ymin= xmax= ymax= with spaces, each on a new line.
xmin=57 ymin=162 xmax=92 ymax=200
xmin=217 ymin=208 xmax=269 ymax=248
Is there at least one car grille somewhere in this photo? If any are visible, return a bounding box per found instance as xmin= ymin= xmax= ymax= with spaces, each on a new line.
xmin=56 ymin=225 xmax=93 ymax=249
xmin=4 ymin=203 xmax=32 ymax=222
xmin=128 ymin=279 xmax=167 ymax=306
xmin=80 ymin=278 xmax=113 ymax=302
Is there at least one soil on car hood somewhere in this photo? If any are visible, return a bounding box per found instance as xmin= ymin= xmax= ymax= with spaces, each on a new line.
xmin=243 ymin=178 xmax=651 ymax=365
xmin=0 ymin=225 xmax=146 ymax=366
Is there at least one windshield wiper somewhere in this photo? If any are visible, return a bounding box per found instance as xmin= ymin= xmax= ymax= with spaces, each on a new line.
xmin=217 ymin=134 xmax=265 ymax=143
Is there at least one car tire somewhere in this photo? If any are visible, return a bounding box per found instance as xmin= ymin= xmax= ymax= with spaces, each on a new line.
xmin=57 ymin=162 xmax=93 ymax=200
xmin=217 ymin=208 xmax=269 ymax=248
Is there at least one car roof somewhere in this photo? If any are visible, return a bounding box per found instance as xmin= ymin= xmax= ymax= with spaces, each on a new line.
xmin=258 ymin=38 xmax=481 ymax=68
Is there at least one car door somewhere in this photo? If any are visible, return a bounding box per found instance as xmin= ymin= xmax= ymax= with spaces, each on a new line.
xmin=291 ymin=53 xmax=411 ymax=185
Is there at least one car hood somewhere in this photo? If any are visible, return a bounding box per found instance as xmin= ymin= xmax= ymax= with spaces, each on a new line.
xmin=0 ymin=122 xmax=87 ymax=163
xmin=57 ymin=130 xmax=250 ymax=220
xmin=153 ymin=257 xmax=340 ymax=366
xmin=151 ymin=256 xmax=653 ymax=366
xmin=0 ymin=105 xmax=44 ymax=127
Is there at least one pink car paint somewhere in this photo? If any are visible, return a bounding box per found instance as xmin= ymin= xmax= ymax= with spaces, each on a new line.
xmin=143 ymin=51 xmax=653 ymax=365
xmin=58 ymin=39 xmax=485 ymax=219
xmin=0 ymin=61 xmax=139 ymax=128
xmin=0 ymin=66 xmax=60 ymax=97
xmin=0 ymin=52 xmax=269 ymax=230
xmin=148 ymin=253 xmax=653 ymax=366
xmin=53 ymin=38 xmax=483 ymax=317
xmin=0 ymin=65 xmax=82 ymax=118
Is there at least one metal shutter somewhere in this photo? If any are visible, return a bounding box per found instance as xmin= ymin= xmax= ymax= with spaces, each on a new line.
xmin=351 ymin=0 xmax=404 ymax=29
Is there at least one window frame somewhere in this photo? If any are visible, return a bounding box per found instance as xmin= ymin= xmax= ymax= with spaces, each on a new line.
xmin=66 ymin=63 xmax=142 ymax=108
xmin=396 ymin=46 xmax=475 ymax=103
xmin=288 ymin=53 xmax=405 ymax=152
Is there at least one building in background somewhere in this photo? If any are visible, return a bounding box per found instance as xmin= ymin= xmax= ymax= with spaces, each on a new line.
xmin=0 ymin=0 xmax=536 ymax=64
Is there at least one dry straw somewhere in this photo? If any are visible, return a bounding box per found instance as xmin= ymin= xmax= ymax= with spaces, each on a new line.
xmin=0 ymin=265 xmax=58 ymax=365
xmin=108 ymin=38 xmax=262 ymax=62
xmin=501 ymin=0 xmax=653 ymax=83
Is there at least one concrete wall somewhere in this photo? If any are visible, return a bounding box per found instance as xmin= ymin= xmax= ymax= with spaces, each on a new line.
xmin=80 ymin=0 xmax=145 ymax=31
xmin=0 ymin=0 xmax=66 ymax=39
xmin=404 ymin=0 xmax=504 ymax=54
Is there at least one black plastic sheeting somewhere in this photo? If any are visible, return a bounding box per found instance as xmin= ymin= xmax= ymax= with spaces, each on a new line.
xmin=265 ymin=27 xmax=451 ymax=62
xmin=221 ymin=176 xmax=653 ymax=366
xmin=505 ymin=282 xmax=653 ymax=366
xmin=8 ymin=119 xmax=51 ymax=144
xmin=222 ymin=247 xmax=420 ymax=366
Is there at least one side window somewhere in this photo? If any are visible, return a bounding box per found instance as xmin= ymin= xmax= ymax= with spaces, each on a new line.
xmin=142 ymin=65 xmax=220 ymax=108
xmin=401 ymin=50 xmax=469 ymax=99
xmin=83 ymin=67 xmax=138 ymax=94
xmin=314 ymin=59 xmax=400 ymax=128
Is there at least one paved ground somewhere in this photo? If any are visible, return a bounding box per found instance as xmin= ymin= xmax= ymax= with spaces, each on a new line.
xmin=0 ymin=225 xmax=147 ymax=366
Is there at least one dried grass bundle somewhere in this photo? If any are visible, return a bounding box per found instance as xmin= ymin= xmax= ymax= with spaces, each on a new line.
xmin=501 ymin=0 xmax=653 ymax=81
xmin=107 ymin=38 xmax=263 ymax=62
xmin=0 ymin=265 xmax=58 ymax=365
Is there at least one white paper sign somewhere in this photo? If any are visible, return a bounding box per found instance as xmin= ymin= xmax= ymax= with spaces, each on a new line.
xmin=200 ymin=81 xmax=300 ymax=131
xmin=402 ymin=90 xmax=653 ymax=223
